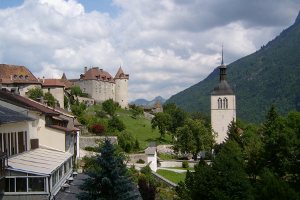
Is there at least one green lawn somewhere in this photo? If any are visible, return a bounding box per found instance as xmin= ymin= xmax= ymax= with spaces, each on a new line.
xmin=156 ymin=169 xmax=186 ymax=184
xmin=117 ymin=109 xmax=172 ymax=149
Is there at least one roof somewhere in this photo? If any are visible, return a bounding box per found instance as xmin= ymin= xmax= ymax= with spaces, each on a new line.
xmin=47 ymin=125 xmax=78 ymax=132
xmin=0 ymin=90 xmax=59 ymax=115
xmin=7 ymin=148 xmax=73 ymax=175
xmin=42 ymin=79 xmax=65 ymax=87
xmin=0 ymin=105 xmax=35 ymax=125
xmin=211 ymin=80 xmax=234 ymax=95
xmin=61 ymin=73 xmax=74 ymax=89
xmin=0 ymin=64 xmax=40 ymax=84
xmin=114 ymin=67 xmax=129 ymax=79
xmin=145 ymin=147 xmax=156 ymax=155
xmin=80 ymin=67 xmax=114 ymax=82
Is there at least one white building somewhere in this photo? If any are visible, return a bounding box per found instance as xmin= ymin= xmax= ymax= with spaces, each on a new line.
xmin=211 ymin=53 xmax=236 ymax=144
xmin=74 ymin=67 xmax=129 ymax=108
xmin=0 ymin=90 xmax=80 ymax=200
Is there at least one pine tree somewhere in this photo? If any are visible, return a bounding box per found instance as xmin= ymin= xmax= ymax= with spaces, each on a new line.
xmin=78 ymin=140 xmax=141 ymax=200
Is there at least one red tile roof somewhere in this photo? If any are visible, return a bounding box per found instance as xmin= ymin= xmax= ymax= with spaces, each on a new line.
xmin=80 ymin=67 xmax=114 ymax=82
xmin=0 ymin=64 xmax=40 ymax=84
xmin=42 ymin=79 xmax=65 ymax=87
xmin=114 ymin=67 xmax=129 ymax=79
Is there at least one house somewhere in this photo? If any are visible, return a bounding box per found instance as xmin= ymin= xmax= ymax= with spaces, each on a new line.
xmin=0 ymin=64 xmax=41 ymax=96
xmin=0 ymin=90 xmax=80 ymax=199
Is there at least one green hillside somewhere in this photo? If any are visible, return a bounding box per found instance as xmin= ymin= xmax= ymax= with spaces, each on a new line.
xmin=167 ymin=12 xmax=300 ymax=123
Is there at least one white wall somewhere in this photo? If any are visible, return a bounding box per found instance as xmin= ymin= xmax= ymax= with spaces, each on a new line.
xmin=211 ymin=95 xmax=236 ymax=144
xmin=43 ymin=87 xmax=64 ymax=108
xmin=115 ymin=79 xmax=128 ymax=108
xmin=147 ymin=152 xmax=157 ymax=172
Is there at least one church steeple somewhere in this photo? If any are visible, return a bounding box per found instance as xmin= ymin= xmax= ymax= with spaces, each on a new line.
xmin=219 ymin=46 xmax=227 ymax=81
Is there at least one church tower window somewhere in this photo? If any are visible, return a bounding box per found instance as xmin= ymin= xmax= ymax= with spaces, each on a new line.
xmin=218 ymin=98 xmax=222 ymax=109
xmin=223 ymin=97 xmax=228 ymax=109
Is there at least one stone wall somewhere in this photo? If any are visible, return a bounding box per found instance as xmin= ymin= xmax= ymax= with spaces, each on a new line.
xmin=79 ymin=136 xmax=118 ymax=149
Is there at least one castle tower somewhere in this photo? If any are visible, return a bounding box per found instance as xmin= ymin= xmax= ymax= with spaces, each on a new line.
xmin=211 ymin=49 xmax=236 ymax=144
xmin=114 ymin=67 xmax=129 ymax=108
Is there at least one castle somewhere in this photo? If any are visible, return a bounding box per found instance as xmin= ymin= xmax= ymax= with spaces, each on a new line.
xmin=211 ymin=51 xmax=236 ymax=144
xmin=0 ymin=64 xmax=129 ymax=109
xmin=73 ymin=67 xmax=129 ymax=108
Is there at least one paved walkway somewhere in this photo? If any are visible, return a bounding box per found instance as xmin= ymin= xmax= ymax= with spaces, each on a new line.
xmin=55 ymin=173 xmax=89 ymax=200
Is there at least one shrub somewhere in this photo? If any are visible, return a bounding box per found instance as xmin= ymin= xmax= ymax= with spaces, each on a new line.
xmin=182 ymin=161 xmax=189 ymax=169
xmin=91 ymin=124 xmax=105 ymax=135
xmin=136 ymin=159 xmax=145 ymax=164
xmin=118 ymin=131 xmax=139 ymax=153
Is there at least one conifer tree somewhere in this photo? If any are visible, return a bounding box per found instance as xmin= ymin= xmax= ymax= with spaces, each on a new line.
xmin=78 ymin=140 xmax=141 ymax=200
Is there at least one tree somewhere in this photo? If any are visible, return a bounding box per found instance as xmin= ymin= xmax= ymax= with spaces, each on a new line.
xmin=70 ymin=85 xmax=84 ymax=97
xmin=27 ymin=87 xmax=43 ymax=100
xmin=130 ymin=105 xmax=144 ymax=119
xmin=108 ymin=116 xmax=126 ymax=132
xmin=64 ymin=95 xmax=69 ymax=109
xmin=44 ymin=92 xmax=56 ymax=107
xmin=138 ymin=166 xmax=156 ymax=200
xmin=174 ymin=119 xmax=214 ymax=160
xmin=261 ymin=106 xmax=298 ymax=177
xmin=151 ymin=112 xmax=172 ymax=138
xmin=79 ymin=140 xmax=141 ymax=200
xmin=90 ymin=124 xmax=105 ymax=135
xmin=176 ymin=140 xmax=253 ymax=200
xmin=102 ymin=99 xmax=118 ymax=116
xmin=163 ymin=103 xmax=188 ymax=135
xmin=226 ymin=120 xmax=242 ymax=147
xmin=118 ymin=131 xmax=139 ymax=153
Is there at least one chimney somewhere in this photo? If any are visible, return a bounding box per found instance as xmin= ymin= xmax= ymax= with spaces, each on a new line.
xmin=84 ymin=67 xmax=87 ymax=74
xmin=42 ymin=76 xmax=45 ymax=83
xmin=10 ymin=75 xmax=13 ymax=80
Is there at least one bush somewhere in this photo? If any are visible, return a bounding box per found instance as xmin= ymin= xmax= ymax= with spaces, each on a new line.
xmin=108 ymin=116 xmax=126 ymax=132
xmin=118 ymin=131 xmax=139 ymax=153
xmin=136 ymin=159 xmax=145 ymax=164
xmin=182 ymin=161 xmax=189 ymax=169
xmin=91 ymin=124 xmax=105 ymax=135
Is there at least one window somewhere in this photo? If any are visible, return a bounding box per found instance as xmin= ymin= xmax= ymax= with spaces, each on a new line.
xmin=5 ymin=178 xmax=15 ymax=192
xmin=218 ymin=98 xmax=222 ymax=109
xmin=28 ymin=177 xmax=45 ymax=192
xmin=16 ymin=178 xmax=27 ymax=192
xmin=223 ymin=98 xmax=228 ymax=109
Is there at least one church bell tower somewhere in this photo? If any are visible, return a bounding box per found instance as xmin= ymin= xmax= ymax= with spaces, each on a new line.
xmin=211 ymin=48 xmax=236 ymax=144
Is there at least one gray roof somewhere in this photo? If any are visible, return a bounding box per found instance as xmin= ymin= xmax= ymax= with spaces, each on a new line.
xmin=211 ymin=80 xmax=234 ymax=95
xmin=0 ymin=105 xmax=35 ymax=124
xmin=7 ymin=147 xmax=73 ymax=175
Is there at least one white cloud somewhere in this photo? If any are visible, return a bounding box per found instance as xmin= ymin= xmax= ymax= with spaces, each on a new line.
xmin=0 ymin=0 xmax=299 ymax=101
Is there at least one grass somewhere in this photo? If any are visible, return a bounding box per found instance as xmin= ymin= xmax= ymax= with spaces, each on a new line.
xmin=158 ymin=153 xmax=177 ymax=160
xmin=156 ymin=169 xmax=186 ymax=184
xmin=117 ymin=109 xmax=172 ymax=149
xmin=166 ymin=167 xmax=194 ymax=171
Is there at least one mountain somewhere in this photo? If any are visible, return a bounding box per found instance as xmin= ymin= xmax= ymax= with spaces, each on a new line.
xmin=167 ymin=12 xmax=300 ymax=123
xmin=131 ymin=96 xmax=166 ymax=106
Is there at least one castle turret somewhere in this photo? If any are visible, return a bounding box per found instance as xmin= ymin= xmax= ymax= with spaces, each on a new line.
xmin=114 ymin=67 xmax=129 ymax=108
xmin=211 ymin=48 xmax=236 ymax=144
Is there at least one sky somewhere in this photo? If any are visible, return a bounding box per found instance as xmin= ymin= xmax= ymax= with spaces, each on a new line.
xmin=0 ymin=0 xmax=299 ymax=101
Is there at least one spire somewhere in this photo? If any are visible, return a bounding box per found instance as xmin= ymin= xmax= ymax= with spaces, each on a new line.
xmin=221 ymin=44 xmax=224 ymax=65
xmin=219 ymin=45 xmax=227 ymax=81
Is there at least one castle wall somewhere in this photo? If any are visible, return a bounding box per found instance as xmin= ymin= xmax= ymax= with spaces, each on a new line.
xmin=75 ymin=80 xmax=116 ymax=103
xmin=211 ymin=95 xmax=236 ymax=144
xmin=115 ymin=79 xmax=128 ymax=108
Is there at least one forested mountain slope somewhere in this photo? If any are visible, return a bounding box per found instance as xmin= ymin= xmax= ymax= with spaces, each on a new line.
xmin=167 ymin=12 xmax=300 ymax=123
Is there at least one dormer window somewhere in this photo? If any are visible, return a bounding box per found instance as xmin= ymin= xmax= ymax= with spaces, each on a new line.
xmin=19 ymin=75 xmax=23 ymax=80
xmin=25 ymin=75 xmax=29 ymax=80
xmin=14 ymin=75 xmax=18 ymax=79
